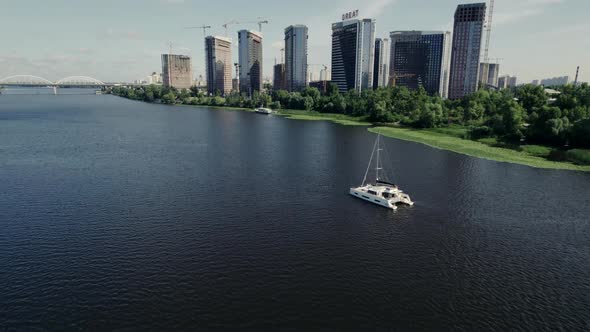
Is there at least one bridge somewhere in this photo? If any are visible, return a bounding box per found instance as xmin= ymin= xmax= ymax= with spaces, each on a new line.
xmin=0 ymin=75 xmax=143 ymax=88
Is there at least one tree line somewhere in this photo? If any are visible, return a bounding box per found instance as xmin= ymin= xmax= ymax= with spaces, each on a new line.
xmin=109 ymin=82 xmax=590 ymax=149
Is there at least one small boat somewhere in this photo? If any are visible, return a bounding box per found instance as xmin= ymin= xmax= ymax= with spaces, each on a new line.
xmin=255 ymin=107 xmax=273 ymax=114
xmin=350 ymin=132 xmax=414 ymax=210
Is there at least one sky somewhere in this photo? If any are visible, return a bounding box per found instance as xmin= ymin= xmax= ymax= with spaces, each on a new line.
xmin=1 ymin=0 xmax=589 ymax=84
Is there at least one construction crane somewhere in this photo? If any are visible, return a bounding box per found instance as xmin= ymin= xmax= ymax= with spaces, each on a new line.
xmin=183 ymin=25 xmax=212 ymax=87
xmin=256 ymin=19 xmax=269 ymax=32
xmin=184 ymin=25 xmax=211 ymax=38
xmin=483 ymin=0 xmax=495 ymax=63
xmin=222 ymin=20 xmax=239 ymax=36
xmin=222 ymin=19 xmax=269 ymax=36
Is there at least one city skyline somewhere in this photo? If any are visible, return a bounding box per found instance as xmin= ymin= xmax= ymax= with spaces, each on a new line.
xmin=1 ymin=0 xmax=589 ymax=84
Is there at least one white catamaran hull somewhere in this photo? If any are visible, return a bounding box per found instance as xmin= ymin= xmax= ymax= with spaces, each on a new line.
xmin=349 ymin=188 xmax=398 ymax=210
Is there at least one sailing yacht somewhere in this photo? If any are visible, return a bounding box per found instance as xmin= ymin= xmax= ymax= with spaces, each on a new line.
xmin=349 ymin=132 xmax=414 ymax=210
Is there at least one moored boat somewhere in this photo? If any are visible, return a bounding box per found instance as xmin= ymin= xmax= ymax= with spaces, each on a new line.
xmin=349 ymin=132 xmax=414 ymax=210
xmin=255 ymin=107 xmax=273 ymax=114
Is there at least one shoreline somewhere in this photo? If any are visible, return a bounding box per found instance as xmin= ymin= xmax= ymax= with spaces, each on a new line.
xmin=370 ymin=127 xmax=590 ymax=172
xmin=115 ymin=96 xmax=590 ymax=172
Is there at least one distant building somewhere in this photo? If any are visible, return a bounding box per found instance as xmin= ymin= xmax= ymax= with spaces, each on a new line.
xmin=161 ymin=54 xmax=193 ymax=90
xmin=331 ymin=18 xmax=376 ymax=93
xmin=309 ymin=80 xmax=331 ymax=94
xmin=448 ymin=3 xmax=486 ymax=99
xmin=148 ymin=72 xmax=161 ymax=85
xmin=541 ymin=76 xmax=569 ymax=87
xmin=320 ymin=68 xmax=329 ymax=81
xmin=238 ymin=30 xmax=263 ymax=95
xmin=498 ymin=75 xmax=517 ymax=89
xmin=508 ymin=76 xmax=518 ymax=87
xmin=273 ymin=63 xmax=286 ymax=90
xmin=389 ymin=31 xmax=451 ymax=97
xmin=531 ymin=79 xmax=540 ymax=86
xmin=232 ymin=78 xmax=239 ymax=92
xmin=373 ymin=38 xmax=390 ymax=89
xmin=478 ymin=62 xmax=500 ymax=87
xmin=205 ymin=36 xmax=233 ymax=95
xmin=498 ymin=76 xmax=507 ymax=89
xmin=284 ymin=25 xmax=308 ymax=92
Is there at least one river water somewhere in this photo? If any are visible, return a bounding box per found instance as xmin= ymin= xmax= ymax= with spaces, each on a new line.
xmin=1 ymin=93 xmax=589 ymax=330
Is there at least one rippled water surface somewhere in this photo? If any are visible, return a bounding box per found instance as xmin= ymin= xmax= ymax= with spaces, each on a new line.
xmin=1 ymin=94 xmax=589 ymax=330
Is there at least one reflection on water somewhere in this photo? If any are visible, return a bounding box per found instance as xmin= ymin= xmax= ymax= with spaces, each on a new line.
xmin=0 ymin=94 xmax=589 ymax=330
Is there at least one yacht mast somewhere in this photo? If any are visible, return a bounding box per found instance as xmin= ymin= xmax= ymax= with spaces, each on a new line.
xmin=361 ymin=134 xmax=379 ymax=186
xmin=376 ymin=132 xmax=383 ymax=182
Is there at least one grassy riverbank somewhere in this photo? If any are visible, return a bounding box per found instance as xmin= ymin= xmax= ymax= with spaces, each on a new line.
xmin=276 ymin=110 xmax=371 ymax=126
xmin=369 ymin=126 xmax=590 ymax=171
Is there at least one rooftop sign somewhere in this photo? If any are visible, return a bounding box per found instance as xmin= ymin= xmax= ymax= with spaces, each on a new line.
xmin=342 ymin=10 xmax=359 ymax=21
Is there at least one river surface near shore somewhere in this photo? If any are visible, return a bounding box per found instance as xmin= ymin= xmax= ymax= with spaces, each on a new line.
xmin=1 ymin=93 xmax=589 ymax=330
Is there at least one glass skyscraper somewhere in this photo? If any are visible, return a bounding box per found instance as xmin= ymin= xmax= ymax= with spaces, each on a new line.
xmin=205 ymin=36 xmax=232 ymax=96
xmin=448 ymin=3 xmax=486 ymax=99
xmin=331 ymin=18 xmax=376 ymax=93
xmin=284 ymin=25 xmax=308 ymax=92
xmin=238 ymin=30 xmax=263 ymax=96
xmin=389 ymin=31 xmax=451 ymax=97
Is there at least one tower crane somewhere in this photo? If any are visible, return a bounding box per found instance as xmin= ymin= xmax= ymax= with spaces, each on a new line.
xmin=483 ymin=0 xmax=495 ymax=63
xmin=183 ymin=25 xmax=212 ymax=87
xmin=184 ymin=25 xmax=211 ymax=38
xmin=222 ymin=20 xmax=239 ymax=36
xmin=222 ymin=19 xmax=270 ymax=36
xmin=256 ymin=19 xmax=269 ymax=32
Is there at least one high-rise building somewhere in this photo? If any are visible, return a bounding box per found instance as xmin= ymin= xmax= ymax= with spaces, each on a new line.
xmin=284 ymin=25 xmax=308 ymax=92
xmin=531 ymin=79 xmax=540 ymax=86
xmin=331 ymin=18 xmax=376 ymax=93
xmin=388 ymin=31 xmax=451 ymax=97
xmin=540 ymin=76 xmax=569 ymax=86
xmin=478 ymin=62 xmax=500 ymax=87
xmin=238 ymin=30 xmax=263 ymax=95
xmin=205 ymin=36 xmax=233 ymax=95
xmin=161 ymin=54 xmax=193 ymax=89
xmin=448 ymin=3 xmax=486 ymax=99
xmin=498 ymin=75 xmax=517 ymax=89
xmin=273 ymin=63 xmax=286 ymax=90
xmin=373 ymin=38 xmax=390 ymax=89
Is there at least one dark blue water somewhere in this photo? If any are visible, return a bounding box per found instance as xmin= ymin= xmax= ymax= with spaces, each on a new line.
xmin=1 ymin=94 xmax=589 ymax=330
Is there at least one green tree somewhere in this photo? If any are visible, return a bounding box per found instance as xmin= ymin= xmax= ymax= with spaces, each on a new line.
xmin=162 ymin=92 xmax=176 ymax=104
xmin=570 ymin=118 xmax=590 ymax=148
xmin=516 ymin=85 xmax=548 ymax=114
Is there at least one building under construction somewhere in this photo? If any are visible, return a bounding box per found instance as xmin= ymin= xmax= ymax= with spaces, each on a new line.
xmin=273 ymin=63 xmax=286 ymax=90
xmin=161 ymin=54 xmax=193 ymax=90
